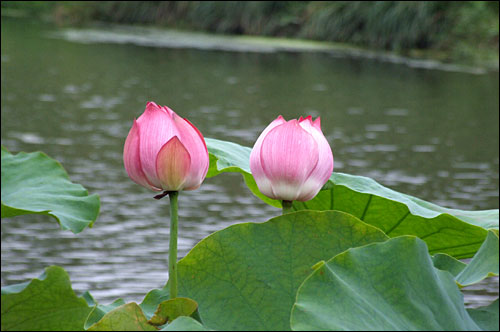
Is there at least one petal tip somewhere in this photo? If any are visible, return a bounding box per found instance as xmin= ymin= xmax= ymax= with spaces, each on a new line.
xmin=146 ymin=101 xmax=160 ymax=109
xmin=162 ymin=105 xmax=174 ymax=115
xmin=313 ymin=117 xmax=321 ymax=129
xmin=299 ymin=115 xmax=313 ymax=124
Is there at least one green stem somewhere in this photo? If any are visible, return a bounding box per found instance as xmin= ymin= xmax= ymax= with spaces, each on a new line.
xmin=282 ymin=200 xmax=293 ymax=215
xmin=169 ymin=191 xmax=179 ymax=299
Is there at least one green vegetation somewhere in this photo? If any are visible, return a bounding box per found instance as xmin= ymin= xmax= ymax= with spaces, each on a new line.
xmin=2 ymin=1 xmax=498 ymax=67
xmin=1 ymin=137 xmax=498 ymax=330
xmin=1 ymin=146 xmax=100 ymax=234
xmin=206 ymin=138 xmax=498 ymax=259
xmin=290 ymin=237 xmax=489 ymax=331
xmin=1 ymin=266 xmax=93 ymax=331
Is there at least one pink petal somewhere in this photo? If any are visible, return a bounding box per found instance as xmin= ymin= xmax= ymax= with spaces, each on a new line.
xmin=250 ymin=115 xmax=287 ymax=198
xmin=161 ymin=104 xmax=175 ymax=116
xmin=260 ymin=120 xmax=319 ymax=201
xmin=137 ymin=102 xmax=180 ymax=188
xmin=171 ymin=114 xmax=209 ymax=190
xmin=123 ymin=120 xmax=161 ymax=191
xmin=298 ymin=116 xmax=334 ymax=199
xmin=293 ymin=177 xmax=325 ymax=201
xmin=156 ymin=136 xmax=192 ymax=191
xmin=313 ymin=116 xmax=321 ymax=130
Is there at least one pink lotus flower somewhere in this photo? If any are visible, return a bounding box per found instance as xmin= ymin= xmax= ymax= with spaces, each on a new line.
xmin=123 ymin=102 xmax=209 ymax=192
xmin=250 ymin=115 xmax=333 ymax=202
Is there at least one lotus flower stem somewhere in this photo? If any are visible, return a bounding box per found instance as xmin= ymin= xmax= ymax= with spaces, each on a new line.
xmin=282 ymin=200 xmax=293 ymax=215
xmin=169 ymin=191 xmax=179 ymax=299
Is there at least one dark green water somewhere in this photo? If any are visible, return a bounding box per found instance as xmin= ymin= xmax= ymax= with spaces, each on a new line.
xmin=1 ymin=17 xmax=498 ymax=307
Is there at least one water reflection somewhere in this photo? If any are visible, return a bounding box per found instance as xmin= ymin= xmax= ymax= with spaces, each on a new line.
xmin=1 ymin=18 xmax=498 ymax=307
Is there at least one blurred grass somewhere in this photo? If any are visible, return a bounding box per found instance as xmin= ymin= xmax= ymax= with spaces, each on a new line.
xmin=2 ymin=1 xmax=498 ymax=67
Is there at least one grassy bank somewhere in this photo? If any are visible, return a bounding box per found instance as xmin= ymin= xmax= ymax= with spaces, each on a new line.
xmin=2 ymin=1 xmax=498 ymax=68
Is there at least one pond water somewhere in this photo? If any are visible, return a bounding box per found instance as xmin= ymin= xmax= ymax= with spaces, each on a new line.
xmin=1 ymin=17 xmax=498 ymax=308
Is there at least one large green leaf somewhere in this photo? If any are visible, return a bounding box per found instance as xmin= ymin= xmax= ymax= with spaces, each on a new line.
xmin=293 ymin=173 xmax=498 ymax=258
xmin=1 ymin=266 xmax=93 ymax=331
xmin=432 ymin=230 xmax=498 ymax=287
xmin=1 ymin=146 xmax=100 ymax=233
xmin=205 ymin=138 xmax=499 ymax=258
xmin=141 ymin=210 xmax=388 ymax=331
xmin=290 ymin=236 xmax=482 ymax=331
xmin=467 ymin=299 xmax=499 ymax=331
xmin=455 ymin=230 xmax=499 ymax=285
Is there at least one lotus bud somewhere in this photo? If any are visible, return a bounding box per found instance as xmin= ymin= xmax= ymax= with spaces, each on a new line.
xmin=250 ymin=115 xmax=333 ymax=202
xmin=123 ymin=102 xmax=209 ymax=192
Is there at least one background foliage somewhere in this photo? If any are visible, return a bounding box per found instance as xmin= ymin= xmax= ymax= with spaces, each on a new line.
xmin=1 ymin=1 xmax=498 ymax=66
